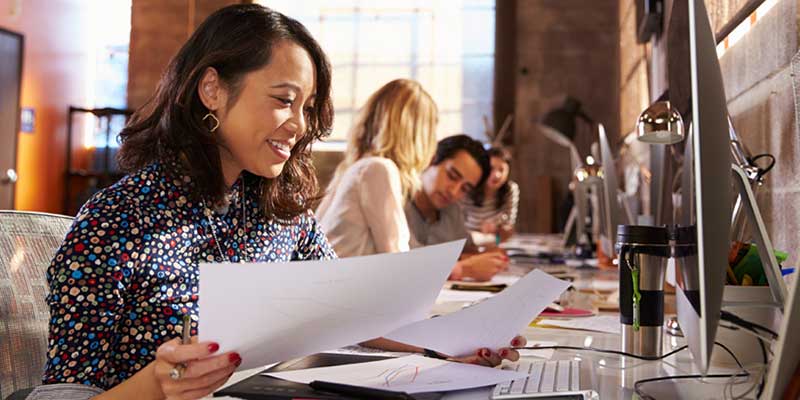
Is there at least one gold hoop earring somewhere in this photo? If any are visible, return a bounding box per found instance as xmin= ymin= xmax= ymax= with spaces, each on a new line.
xmin=203 ymin=112 xmax=220 ymax=133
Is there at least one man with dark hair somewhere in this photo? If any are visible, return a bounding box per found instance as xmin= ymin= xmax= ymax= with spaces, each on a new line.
xmin=405 ymin=134 xmax=509 ymax=281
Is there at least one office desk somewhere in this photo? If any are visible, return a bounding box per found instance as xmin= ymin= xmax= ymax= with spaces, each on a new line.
xmin=212 ymin=236 xmax=761 ymax=399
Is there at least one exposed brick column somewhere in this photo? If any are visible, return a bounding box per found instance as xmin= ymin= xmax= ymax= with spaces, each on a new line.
xmin=127 ymin=0 xmax=243 ymax=109
xmin=510 ymin=0 xmax=621 ymax=233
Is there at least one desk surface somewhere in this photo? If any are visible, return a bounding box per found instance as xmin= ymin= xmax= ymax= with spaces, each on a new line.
xmin=211 ymin=234 xmax=762 ymax=400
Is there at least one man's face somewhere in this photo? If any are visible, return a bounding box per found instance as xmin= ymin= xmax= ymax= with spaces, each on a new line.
xmin=420 ymin=150 xmax=483 ymax=210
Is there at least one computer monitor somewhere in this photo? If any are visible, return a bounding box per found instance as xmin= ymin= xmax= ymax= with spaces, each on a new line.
xmin=597 ymin=124 xmax=623 ymax=257
xmin=762 ymin=273 xmax=800 ymax=398
xmin=669 ymin=0 xmax=732 ymax=373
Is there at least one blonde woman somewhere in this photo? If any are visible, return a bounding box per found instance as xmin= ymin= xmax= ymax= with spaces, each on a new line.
xmin=317 ymin=79 xmax=438 ymax=257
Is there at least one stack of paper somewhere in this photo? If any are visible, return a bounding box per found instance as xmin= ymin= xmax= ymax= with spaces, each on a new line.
xmin=266 ymin=355 xmax=528 ymax=394
xmin=387 ymin=269 xmax=571 ymax=357
xmin=199 ymin=241 xmax=465 ymax=369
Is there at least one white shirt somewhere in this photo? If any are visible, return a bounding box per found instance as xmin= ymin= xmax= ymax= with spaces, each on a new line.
xmin=316 ymin=157 xmax=411 ymax=257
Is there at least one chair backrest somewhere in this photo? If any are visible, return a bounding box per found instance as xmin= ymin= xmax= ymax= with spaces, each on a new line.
xmin=0 ymin=211 xmax=74 ymax=398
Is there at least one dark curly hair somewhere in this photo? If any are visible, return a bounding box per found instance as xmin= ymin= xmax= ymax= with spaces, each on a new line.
xmin=117 ymin=4 xmax=333 ymax=219
xmin=470 ymin=146 xmax=512 ymax=208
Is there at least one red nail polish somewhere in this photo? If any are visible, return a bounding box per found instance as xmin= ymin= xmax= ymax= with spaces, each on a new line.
xmin=500 ymin=349 xmax=508 ymax=357
xmin=482 ymin=349 xmax=491 ymax=358
xmin=229 ymin=352 xmax=242 ymax=365
xmin=208 ymin=343 xmax=219 ymax=353
xmin=511 ymin=338 xmax=520 ymax=347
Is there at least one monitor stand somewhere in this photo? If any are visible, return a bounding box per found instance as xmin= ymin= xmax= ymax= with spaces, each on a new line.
xmin=725 ymin=164 xmax=786 ymax=310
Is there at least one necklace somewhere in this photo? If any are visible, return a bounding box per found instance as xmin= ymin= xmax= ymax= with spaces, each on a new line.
xmin=203 ymin=180 xmax=250 ymax=263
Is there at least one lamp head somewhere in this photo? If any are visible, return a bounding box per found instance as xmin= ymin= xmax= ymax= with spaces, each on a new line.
xmin=636 ymin=100 xmax=685 ymax=144
xmin=541 ymin=97 xmax=584 ymax=141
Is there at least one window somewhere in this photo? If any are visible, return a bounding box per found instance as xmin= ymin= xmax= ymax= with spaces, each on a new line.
xmin=83 ymin=0 xmax=131 ymax=149
xmin=258 ymin=0 xmax=495 ymax=144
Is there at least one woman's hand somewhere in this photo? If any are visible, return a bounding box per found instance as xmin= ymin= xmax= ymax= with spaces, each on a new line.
xmin=153 ymin=337 xmax=241 ymax=400
xmin=447 ymin=335 xmax=527 ymax=367
xmin=456 ymin=250 xmax=509 ymax=281
xmin=480 ymin=220 xmax=499 ymax=234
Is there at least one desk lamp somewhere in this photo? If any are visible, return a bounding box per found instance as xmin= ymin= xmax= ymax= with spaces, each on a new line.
xmin=539 ymin=97 xmax=599 ymax=259
xmin=636 ymin=100 xmax=685 ymax=144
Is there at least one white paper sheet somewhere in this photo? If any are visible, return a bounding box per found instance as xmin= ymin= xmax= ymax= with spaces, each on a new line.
xmin=435 ymin=289 xmax=495 ymax=304
xmin=199 ymin=240 xmax=464 ymax=370
xmin=537 ymin=315 xmax=621 ymax=334
xmin=265 ymin=355 xmax=528 ymax=394
xmin=385 ymin=270 xmax=571 ymax=357
xmin=322 ymin=345 xmax=413 ymax=358
xmin=516 ymin=340 xmax=558 ymax=360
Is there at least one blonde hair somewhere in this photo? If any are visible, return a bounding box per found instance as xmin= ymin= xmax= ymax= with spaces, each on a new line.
xmin=332 ymin=79 xmax=438 ymax=199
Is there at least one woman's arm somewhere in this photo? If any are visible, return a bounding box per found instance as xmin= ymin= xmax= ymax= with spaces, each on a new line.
xmin=43 ymin=192 xmax=143 ymax=390
xmin=91 ymin=363 xmax=163 ymax=400
xmin=93 ymin=338 xmax=239 ymax=400
xmin=502 ymin=181 xmax=519 ymax=227
xmin=361 ymin=336 xmax=526 ymax=367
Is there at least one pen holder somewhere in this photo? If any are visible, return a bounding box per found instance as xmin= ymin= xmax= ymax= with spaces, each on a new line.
xmin=711 ymin=285 xmax=780 ymax=368
xmin=617 ymin=225 xmax=670 ymax=357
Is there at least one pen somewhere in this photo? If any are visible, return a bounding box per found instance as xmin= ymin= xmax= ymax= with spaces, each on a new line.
xmin=181 ymin=314 xmax=191 ymax=344
xmin=177 ymin=314 xmax=191 ymax=374
xmin=450 ymin=283 xmax=507 ymax=293
xmin=309 ymin=380 xmax=415 ymax=400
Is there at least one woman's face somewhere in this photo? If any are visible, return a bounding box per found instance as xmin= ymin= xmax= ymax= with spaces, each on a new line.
xmin=486 ymin=156 xmax=510 ymax=192
xmin=212 ymin=40 xmax=316 ymax=180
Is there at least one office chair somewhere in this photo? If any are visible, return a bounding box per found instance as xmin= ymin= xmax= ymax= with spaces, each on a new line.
xmin=0 ymin=211 xmax=74 ymax=400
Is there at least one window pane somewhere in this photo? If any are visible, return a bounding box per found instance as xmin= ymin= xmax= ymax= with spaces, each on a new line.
xmin=462 ymin=8 xmax=494 ymax=55
xmin=354 ymin=66 xmax=413 ymax=106
xmin=256 ymin=0 xmax=495 ymax=143
xmin=417 ymin=65 xmax=463 ymax=111
xmin=331 ymin=65 xmax=356 ymax=110
xmin=462 ymin=55 xmax=493 ymax=102
xmin=319 ymin=18 xmax=357 ymax=64
xmin=356 ymin=13 xmax=415 ymax=64
xmin=329 ymin=111 xmax=353 ymax=141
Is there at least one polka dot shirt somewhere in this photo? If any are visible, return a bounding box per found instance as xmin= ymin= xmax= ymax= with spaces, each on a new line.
xmin=43 ymin=159 xmax=335 ymax=390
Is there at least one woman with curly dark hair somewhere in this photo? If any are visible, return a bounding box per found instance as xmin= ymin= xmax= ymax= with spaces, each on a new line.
xmin=36 ymin=5 xmax=522 ymax=400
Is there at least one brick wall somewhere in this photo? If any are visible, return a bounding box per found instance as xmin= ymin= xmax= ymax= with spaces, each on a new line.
xmin=127 ymin=0 xmax=241 ymax=109
xmin=716 ymin=0 xmax=799 ymax=258
xmin=509 ymin=0 xmax=621 ymax=233
xmin=615 ymin=0 xmax=798 ymax=258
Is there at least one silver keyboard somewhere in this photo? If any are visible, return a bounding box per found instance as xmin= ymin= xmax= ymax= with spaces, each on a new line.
xmin=492 ymin=359 xmax=581 ymax=399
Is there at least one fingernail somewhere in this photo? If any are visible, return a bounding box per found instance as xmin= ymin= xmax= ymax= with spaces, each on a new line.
xmin=208 ymin=342 xmax=219 ymax=353
xmin=481 ymin=349 xmax=491 ymax=358
xmin=500 ymin=349 xmax=508 ymax=358
xmin=229 ymin=352 xmax=242 ymax=365
xmin=511 ymin=338 xmax=520 ymax=347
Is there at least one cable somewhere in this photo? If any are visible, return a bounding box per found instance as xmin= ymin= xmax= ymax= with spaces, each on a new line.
xmin=715 ymin=341 xmax=744 ymax=369
xmin=720 ymin=310 xmax=778 ymax=339
xmin=519 ymin=341 xmax=754 ymax=399
xmin=756 ymin=338 xmax=767 ymax=398
xmin=635 ymin=342 xmax=750 ymax=400
xmin=748 ymin=153 xmax=776 ymax=179
xmin=634 ymin=373 xmax=750 ymax=400
xmin=719 ymin=323 xmax=774 ymax=354
xmin=517 ymin=345 xmax=688 ymax=361
xmin=515 ymin=344 xmax=688 ymax=362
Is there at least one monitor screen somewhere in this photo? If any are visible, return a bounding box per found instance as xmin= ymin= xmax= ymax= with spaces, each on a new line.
xmin=668 ymin=0 xmax=732 ymax=373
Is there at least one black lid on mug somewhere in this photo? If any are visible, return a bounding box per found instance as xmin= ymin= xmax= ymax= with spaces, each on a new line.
xmin=616 ymin=225 xmax=670 ymax=245
xmin=671 ymin=224 xmax=697 ymax=244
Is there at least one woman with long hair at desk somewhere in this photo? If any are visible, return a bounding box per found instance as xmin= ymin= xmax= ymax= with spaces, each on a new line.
xmin=317 ymin=78 xmax=438 ymax=257
xmin=36 ymin=5 xmax=523 ymax=400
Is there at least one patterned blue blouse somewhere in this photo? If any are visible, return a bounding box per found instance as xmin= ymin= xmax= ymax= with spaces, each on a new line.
xmin=43 ymin=159 xmax=335 ymax=390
